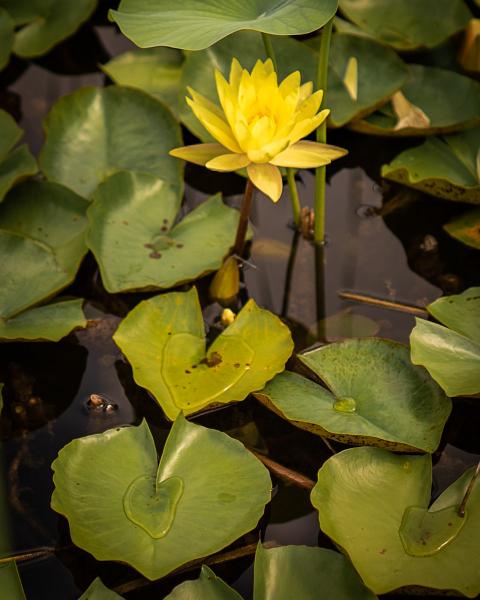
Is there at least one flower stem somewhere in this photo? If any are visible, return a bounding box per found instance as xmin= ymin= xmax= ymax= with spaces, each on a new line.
xmin=314 ymin=17 xmax=334 ymax=245
xmin=261 ymin=32 xmax=301 ymax=225
xmin=261 ymin=32 xmax=278 ymax=70
xmin=233 ymin=178 xmax=255 ymax=256
xmin=286 ymin=168 xmax=301 ymax=226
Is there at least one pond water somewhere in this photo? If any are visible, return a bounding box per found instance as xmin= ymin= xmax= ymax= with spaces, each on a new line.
xmin=1 ymin=6 xmax=479 ymax=600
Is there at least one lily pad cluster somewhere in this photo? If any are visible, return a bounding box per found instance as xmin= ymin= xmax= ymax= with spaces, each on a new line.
xmin=51 ymin=416 xmax=272 ymax=580
xmin=81 ymin=543 xmax=378 ymax=599
xmin=0 ymin=0 xmax=97 ymax=60
xmin=113 ymin=287 xmax=294 ymax=419
xmin=410 ymin=287 xmax=480 ymax=396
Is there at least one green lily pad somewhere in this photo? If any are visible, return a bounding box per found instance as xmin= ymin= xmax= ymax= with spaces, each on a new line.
xmin=113 ymin=287 xmax=293 ymax=420
xmin=109 ymin=0 xmax=338 ymax=51
xmin=255 ymin=338 xmax=451 ymax=452
xmin=180 ymin=31 xmax=406 ymax=140
xmin=0 ymin=145 xmax=38 ymax=203
xmin=311 ymin=447 xmax=480 ymax=596
xmin=0 ymin=563 xmax=26 ymax=600
xmin=382 ymin=128 xmax=480 ymax=204
xmin=338 ymin=0 xmax=471 ymax=51
xmin=1 ymin=0 xmax=97 ymax=58
xmin=101 ymin=48 xmax=184 ymax=118
xmin=86 ymin=171 xmax=241 ymax=293
xmin=0 ymin=180 xmax=88 ymax=319
xmin=166 ymin=544 xmax=378 ymax=599
xmin=410 ymin=288 xmax=480 ymax=396
xmin=51 ymin=416 xmax=271 ymax=580
xmin=0 ymin=298 xmax=86 ymax=341
xmin=444 ymin=207 xmax=480 ymax=248
xmin=0 ymin=9 xmax=13 ymax=70
xmin=0 ymin=109 xmax=21 ymax=161
xmin=351 ymin=65 xmax=480 ymax=136
xmin=80 ymin=578 xmax=122 ymax=599
xmin=39 ymin=86 xmax=183 ymax=199
xmin=0 ymin=110 xmax=38 ymax=202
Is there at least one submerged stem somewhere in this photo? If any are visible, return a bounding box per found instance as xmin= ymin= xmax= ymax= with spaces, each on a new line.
xmin=233 ymin=178 xmax=255 ymax=256
xmin=458 ymin=461 xmax=480 ymax=518
xmin=314 ymin=17 xmax=334 ymax=245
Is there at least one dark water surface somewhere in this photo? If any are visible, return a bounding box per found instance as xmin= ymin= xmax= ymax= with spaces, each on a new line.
xmin=1 ymin=7 xmax=479 ymax=600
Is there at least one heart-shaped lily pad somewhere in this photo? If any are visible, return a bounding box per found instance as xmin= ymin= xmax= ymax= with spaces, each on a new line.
xmin=51 ymin=416 xmax=271 ymax=580
xmin=338 ymin=0 xmax=471 ymax=51
xmin=382 ymin=128 xmax=480 ymax=204
xmin=0 ymin=181 xmax=88 ymax=319
xmin=109 ymin=0 xmax=338 ymax=51
xmin=311 ymin=446 xmax=480 ymax=596
xmin=444 ymin=207 xmax=480 ymax=248
xmin=410 ymin=287 xmax=480 ymax=397
xmin=113 ymin=287 xmax=293 ymax=420
xmin=180 ymin=31 xmax=406 ymax=140
xmin=39 ymin=85 xmax=183 ymax=199
xmin=1 ymin=0 xmax=97 ymax=58
xmin=86 ymin=171 xmax=241 ymax=293
xmin=351 ymin=65 xmax=480 ymax=136
xmin=166 ymin=543 xmax=378 ymax=599
xmin=0 ymin=298 xmax=86 ymax=341
xmin=101 ymin=48 xmax=184 ymax=118
xmin=255 ymin=338 xmax=451 ymax=452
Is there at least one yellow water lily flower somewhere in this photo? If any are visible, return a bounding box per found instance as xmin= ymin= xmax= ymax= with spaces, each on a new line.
xmin=170 ymin=58 xmax=347 ymax=202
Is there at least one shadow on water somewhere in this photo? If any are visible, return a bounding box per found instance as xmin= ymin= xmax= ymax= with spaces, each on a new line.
xmin=0 ymin=10 xmax=479 ymax=600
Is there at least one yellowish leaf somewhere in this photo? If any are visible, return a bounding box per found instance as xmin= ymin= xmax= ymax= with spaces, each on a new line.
xmin=392 ymin=91 xmax=431 ymax=131
xmin=343 ymin=56 xmax=358 ymax=101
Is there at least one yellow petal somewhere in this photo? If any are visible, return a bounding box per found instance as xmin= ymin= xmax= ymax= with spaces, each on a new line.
xmin=279 ymin=71 xmax=301 ymax=98
xmin=296 ymin=90 xmax=324 ymax=121
xmin=206 ymin=153 xmax=251 ymax=172
xmin=187 ymin=87 xmax=224 ymax=119
xmin=186 ymin=97 xmax=242 ymax=153
xmin=214 ymin=70 xmax=237 ymax=126
xmin=229 ymin=58 xmax=243 ymax=91
xmin=299 ymin=81 xmax=313 ymax=102
xmin=271 ymin=141 xmax=348 ymax=168
xmin=288 ymin=109 xmax=329 ymax=145
xmin=169 ymin=143 xmax=228 ymax=166
xmin=247 ymin=137 xmax=290 ymax=163
xmin=247 ymin=163 xmax=283 ymax=202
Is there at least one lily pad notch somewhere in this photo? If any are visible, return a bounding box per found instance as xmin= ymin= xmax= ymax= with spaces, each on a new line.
xmin=113 ymin=287 xmax=294 ymax=419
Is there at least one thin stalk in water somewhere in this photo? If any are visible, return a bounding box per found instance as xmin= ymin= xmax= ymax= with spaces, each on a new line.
xmin=261 ymin=32 xmax=301 ymax=226
xmin=233 ymin=178 xmax=255 ymax=256
xmin=458 ymin=461 xmax=480 ymax=518
xmin=314 ymin=17 xmax=333 ymax=244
